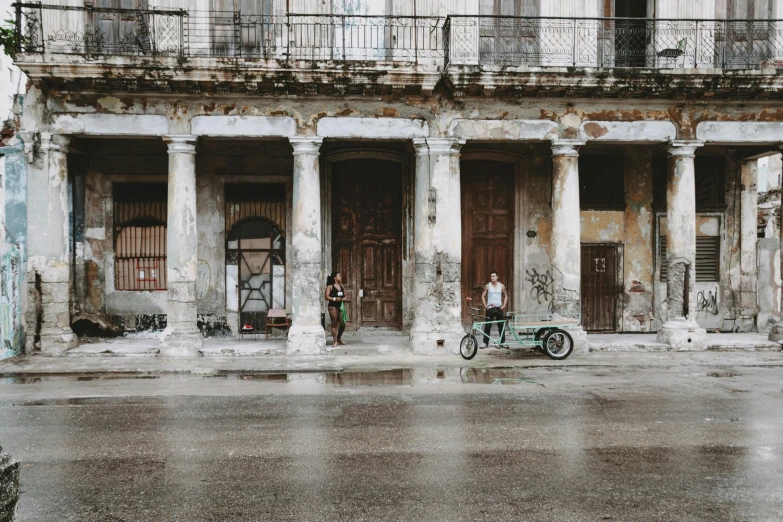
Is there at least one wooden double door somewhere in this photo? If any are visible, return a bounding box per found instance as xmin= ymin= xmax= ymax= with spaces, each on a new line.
xmin=332 ymin=160 xmax=402 ymax=330
xmin=461 ymin=160 xmax=515 ymax=326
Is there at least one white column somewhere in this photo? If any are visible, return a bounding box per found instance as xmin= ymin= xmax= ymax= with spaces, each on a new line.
xmin=550 ymin=140 xmax=587 ymax=352
xmin=410 ymin=138 xmax=465 ymax=354
xmin=657 ymin=140 xmax=707 ymax=350
xmin=739 ymin=157 xmax=760 ymax=331
xmin=160 ymin=135 xmax=202 ymax=356
xmin=770 ymin=145 xmax=783 ymax=341
xmin=287 ymin=136 xmax=325 ymax=355
xmin=26 ymin=133 xmax=78 ymax=355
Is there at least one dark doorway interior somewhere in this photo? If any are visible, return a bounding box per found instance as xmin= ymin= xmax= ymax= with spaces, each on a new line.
xmin=614 ymin=0 xmax=647 ymax=67
xmin=332 ymin=159 xmax=403 ymax=330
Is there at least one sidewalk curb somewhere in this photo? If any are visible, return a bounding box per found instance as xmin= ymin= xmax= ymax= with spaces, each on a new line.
xmin=1 ymin=350 xmax=782 ymax=377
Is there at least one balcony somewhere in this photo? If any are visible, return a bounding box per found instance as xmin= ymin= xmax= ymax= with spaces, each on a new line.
xmin=10 ymin=3 xmax=783 ymax=98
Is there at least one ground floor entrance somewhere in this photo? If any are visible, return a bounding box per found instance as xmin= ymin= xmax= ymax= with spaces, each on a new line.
xmin=460 ymin=159 xmax=515 ymax=326
xmin=331 ymin=158 xmax=403 ymax=331
xmin=581 ymin=243 xmax=621 ymax=332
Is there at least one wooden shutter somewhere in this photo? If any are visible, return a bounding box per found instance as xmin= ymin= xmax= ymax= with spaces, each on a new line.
xmin=659 ymin=236 xmax=720 ymax=282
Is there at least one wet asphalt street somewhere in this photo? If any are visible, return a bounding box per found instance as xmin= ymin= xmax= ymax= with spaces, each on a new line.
xmin=1 ymin=363 xmax=782 ymax=521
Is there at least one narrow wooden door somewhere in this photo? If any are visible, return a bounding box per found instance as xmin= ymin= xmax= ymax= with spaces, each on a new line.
xmin=333 ymin=160 xmax=402 ymax=330
xmin=581 ymin=244 xmax=619 ymax=332
xmin=461 ymin=160 xmax=514 ymax=326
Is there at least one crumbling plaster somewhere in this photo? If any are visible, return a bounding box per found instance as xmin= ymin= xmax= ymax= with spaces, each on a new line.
xmin=20 ymin=84 xmax=778 ymax=346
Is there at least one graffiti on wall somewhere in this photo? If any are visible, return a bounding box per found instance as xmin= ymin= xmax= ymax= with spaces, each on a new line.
xmin=696 ymin=289 xmax=719 ymax=315
xmin=525 ymin=268 xmax=554 ymax=312
xmin=0 ymin=245 xmax=22 ymax=359
xmin=196 ymin=259 xmax=213 ymax=303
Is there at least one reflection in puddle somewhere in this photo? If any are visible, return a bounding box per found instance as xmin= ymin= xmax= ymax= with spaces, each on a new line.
xmin=326 ymin=369 xmax=411 ymax=387
xmin=2 ymin=374 xmax=161 ymax=384
xmin=460 ymin=367 xmax=539 ymax=385
xmin=2 ymin=367 xmax=539 ymax=387
xmin=239 ymin=374 xmax=289 ymax=382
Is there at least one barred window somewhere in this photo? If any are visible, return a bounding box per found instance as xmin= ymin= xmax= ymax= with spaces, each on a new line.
xmin=114 ymin=183 xmax=167 ymax=291
xmin=659 ymin=236 xmax=720 ymax=282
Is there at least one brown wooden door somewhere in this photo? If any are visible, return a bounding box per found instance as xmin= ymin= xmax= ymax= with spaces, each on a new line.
xmin=461 ymin=160 xmax=514 ymax=326
xmin=581 ymin=244 xmax=619 ymax=332
xmin=333 ymin=160 xmax=402 ymax=330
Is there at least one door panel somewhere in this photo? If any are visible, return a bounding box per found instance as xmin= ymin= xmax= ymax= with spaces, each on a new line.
xmin=581 ymin=244 xmax=619 ymax=332
xmin=333 ymin=160 xmax=402 ymax=330
xmin=461 ymin=161 xmax=514 ymax=326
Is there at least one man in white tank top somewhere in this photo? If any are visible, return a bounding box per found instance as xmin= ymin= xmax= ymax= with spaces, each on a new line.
xmin=480 ymin=271 xmax=508 ymax=348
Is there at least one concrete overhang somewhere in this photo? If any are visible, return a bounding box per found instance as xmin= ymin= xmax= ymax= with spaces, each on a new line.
xmin=191 ymin=116 xmax=296 ymax=137
xmin=51 ymin=114 xmax=169 ymax=136
xmin=696 ymin=121 xmax=783 ymax=145
xmin=317 ymin=117 xmax=429 ymax=139
xmin=579 ymin=121 xmax=677 ymax=143
xmin=448 ymin=119 xmax=558 ymax=140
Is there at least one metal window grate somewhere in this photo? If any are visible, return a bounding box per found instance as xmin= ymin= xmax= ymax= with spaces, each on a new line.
xmin=660 ymin=236 xmax=720 ymax=282
xmin=114 ymin=184 xmax=167 ymax=291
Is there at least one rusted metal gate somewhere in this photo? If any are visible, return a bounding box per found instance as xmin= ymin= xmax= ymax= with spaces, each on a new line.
xmin=460 ymin=160 xmax=514 ymax=327
xmin=581 ymin=244 xmax=620 ymax=332
xmin=332 ymin=159 xmax=402 ymax=330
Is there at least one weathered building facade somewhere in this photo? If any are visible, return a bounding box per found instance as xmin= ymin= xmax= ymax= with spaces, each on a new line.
xmin=8 ymin=0 xmax=783 ymax=355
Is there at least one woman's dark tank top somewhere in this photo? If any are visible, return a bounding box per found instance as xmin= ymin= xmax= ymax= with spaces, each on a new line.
xmin=328 ymin=284 xmax=344 ymax=308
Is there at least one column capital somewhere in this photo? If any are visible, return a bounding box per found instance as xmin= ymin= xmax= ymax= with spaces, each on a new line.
xmin=412 ymin=137 xmax=429 ymax=156
xmin=425 ymin=137 xmax=465 ymax=155
xmin=163 ymin=135 xmax=197 ymax=155
xmin=38 ymin=133 xmax=70 ymax=153
xmin=668 ymin=140 xmax=703 ymax=157
xmin=289 ymin=136 xmax=323 ymax=155
xmin=551 ymin=139 xmax=585 ymax=157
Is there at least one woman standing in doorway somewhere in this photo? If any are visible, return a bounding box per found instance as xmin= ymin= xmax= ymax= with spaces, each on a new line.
xmin=325 ymin=271 xmax=347 ymax=346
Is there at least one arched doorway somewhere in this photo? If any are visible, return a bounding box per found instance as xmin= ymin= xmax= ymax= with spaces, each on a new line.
xmin=226 ymin=218 xmax=286 ymax=331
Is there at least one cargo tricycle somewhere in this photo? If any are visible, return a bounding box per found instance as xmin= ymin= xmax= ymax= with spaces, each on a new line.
xmin=460 ymin=297 xmax=579 ymax=360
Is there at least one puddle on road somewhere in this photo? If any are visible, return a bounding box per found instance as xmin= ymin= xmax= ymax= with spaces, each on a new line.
xmin=1 ymin=367 xmax=540 ymax=387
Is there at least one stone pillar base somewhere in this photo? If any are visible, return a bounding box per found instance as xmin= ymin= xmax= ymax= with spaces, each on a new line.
xmin=159 ymin=329 xmax=203 ymax=357
xmin=657 ymin=321 xmax=707 ymax=351
xmin=768 ymin=326 xmax=783 ymax=342
xmin=410 ymin=329 xmax=464 ymax=355
xmin=39 ymin=331 xmax=78 ymax=356
xmin=561 ymin=326 xmax=589 ymax=354
xmin=286 ymin=325 xmax=326 ymax=355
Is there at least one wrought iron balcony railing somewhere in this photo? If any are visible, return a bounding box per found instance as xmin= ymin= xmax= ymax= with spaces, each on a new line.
xmin=12 ymin=3 xmax=445 ymax=63
xmin=445 ymin=15 xmax=783 ymax=69
xmin=11 ymin=3 xmax=783 ymax=71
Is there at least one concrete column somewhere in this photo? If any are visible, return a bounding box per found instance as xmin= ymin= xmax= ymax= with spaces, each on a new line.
xmin=657 ymin=141 xmax=707 ymax=350
xmin=738 ymin=157 xmax=760 ymax=330
xmin=550 ymin=140 xmax=587 ymax=351
xmin=159 ymin=136 xmax=202 ymax=356
xmin=410 ymin=138 xmax=465 ymax=354
xmin=26 ymin=133 xmax=78 ymax=355
xmin=769 ymin=145 xmax=783 ymax=341
xmin=287 ymin=137 xmax=325 ymax=355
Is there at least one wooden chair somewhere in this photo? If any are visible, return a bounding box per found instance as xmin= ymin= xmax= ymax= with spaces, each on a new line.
xmin=265 ymin=309 xmax=291 ymax=339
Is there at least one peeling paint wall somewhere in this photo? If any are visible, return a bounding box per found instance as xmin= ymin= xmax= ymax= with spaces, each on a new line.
xmin=521 ymin=154 xmax=553 ymax=314
xmin=757 ymin=238 xmax=781 ymax=333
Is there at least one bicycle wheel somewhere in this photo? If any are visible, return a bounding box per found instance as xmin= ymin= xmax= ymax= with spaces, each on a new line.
xmin=460 ymin=334 xmax=479 ymax=360
xmin=542 ymin=329 xmax=574 ymax=360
